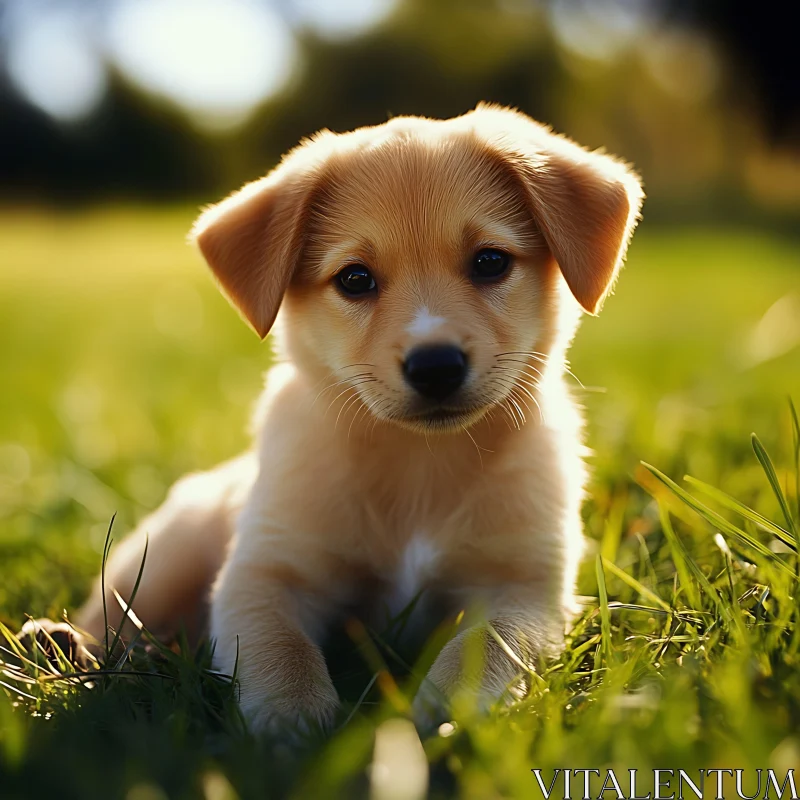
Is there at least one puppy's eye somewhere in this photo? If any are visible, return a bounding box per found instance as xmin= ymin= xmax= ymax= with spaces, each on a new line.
xmin=472 ymin=248 xmax=510 ymax=282
xmin=336 ymin=264 xmax=377 ymax=297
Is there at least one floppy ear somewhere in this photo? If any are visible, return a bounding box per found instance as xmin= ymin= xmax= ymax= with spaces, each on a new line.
xmin=472 ymin=106 xmax=644 ymax=314
xmin=190 ymin=161 xmax=317 ymax=339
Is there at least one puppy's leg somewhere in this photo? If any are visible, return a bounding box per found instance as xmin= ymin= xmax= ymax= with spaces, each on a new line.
xmin=412 ymin=595 xmax=562 ymax=729
xmin=211 ymin=554 xmax=340 ymax=736
xmin=76 ymin=454 xmax=256 ymax=645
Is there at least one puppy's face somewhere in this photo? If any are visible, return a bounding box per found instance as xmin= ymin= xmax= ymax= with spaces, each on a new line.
xmin=192 ymin=107 xmax=643 ymax=434
xmin=288 ymin=134 xmax=553 ymax=432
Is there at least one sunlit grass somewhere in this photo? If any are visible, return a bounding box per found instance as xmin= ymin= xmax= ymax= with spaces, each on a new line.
xmin=1 ymin=208 xmax=799 ymax=797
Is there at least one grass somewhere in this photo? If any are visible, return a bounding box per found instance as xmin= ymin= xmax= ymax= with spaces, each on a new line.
xmin=1 ymin=208 xmax=800 ymax=798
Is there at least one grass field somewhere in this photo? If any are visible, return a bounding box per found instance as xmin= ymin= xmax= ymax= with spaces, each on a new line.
xmin=1 ymin=209 xmax=799 ymax=799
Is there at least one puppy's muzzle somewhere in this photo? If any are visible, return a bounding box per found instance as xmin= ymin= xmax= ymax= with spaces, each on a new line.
xmin=402 ymin=345 xmax=468 ymax=401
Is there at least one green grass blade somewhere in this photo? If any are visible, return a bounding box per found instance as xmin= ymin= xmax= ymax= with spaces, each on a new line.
xmin=606 ymin=602 xmax=710 ymax=623
xmin=600 ymin=492 xmax=627 ymax=563
xmin=600 ymin=557 xmax=671 ymax=611
xmin=337 ymin=673 xmax=379 ymax=732
xmin=107 ymin=533 xmax=149 ymax=665
xmin=658 ymin=503 xmax=729 ymax=620
xmin=789 ymin=398 xmax=800 ymax=523
xmin=595 ymin=555 xmax=612 ymax=663
xmin=100 ymin=514 xmax=116 ymax=657
xmin=0 ymin=679 xmax=38 ymax=702
xmin=751 ymin=433 xmax=799 ymax=547
xmin=642 ymin=462 xmax=796 ymax=577
xmin=654 ymin=502 xmax=699 ymax=609
xmin=683 ymin=475 xmax=795 ymax=549
xmin=0 ymin=622 xmax=29 ymax=661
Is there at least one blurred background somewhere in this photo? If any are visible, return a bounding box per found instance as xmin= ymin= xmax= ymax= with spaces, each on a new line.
xmin=1 ymin=0 xmax=798 ymax=216
xmin=0 ymin=0 xmax=798 ymax=618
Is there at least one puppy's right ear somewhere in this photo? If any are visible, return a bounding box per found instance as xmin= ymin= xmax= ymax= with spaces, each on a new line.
xmin=190 ymin=162 xmax=317 ymax=339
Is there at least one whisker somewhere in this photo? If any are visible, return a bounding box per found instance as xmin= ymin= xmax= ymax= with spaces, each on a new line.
xmin=324 ymin=385 xmax=355 ymax=419
xmin=348 ymin=391 xmax=377 ymax=439
xmin=504 ymin=398 xmax=523 ymax=430
xmin=324 ymin=379 xmax=376 ymax=418
xmin=309 ymin=362 xmax=375 ymax=392
xmin=495 ymin=351 xmax=585 ymax=388
xmin=461 ymin=424 xmax=484 ymax=469
xmin=312 ymin=372 xmax=374 ymax=406
xmin=368 ymin=398 xmax=393 ymax=440
xmin=497 ymin=357 xmax=584 ymax=392
xmin=505 ymin=391 xmax=526 ymax=428
xmin=327 ymin=387 xmax=356 ymax=424
xmin=511 ymin=383 xmax=545 ymax=425
xmin=494 ymin=370 xmax=540 ymax=394
xmin=489 ymin=375 xmax=544 ymax=426
xmin=494 ymin=363 xmax=544 ymax=386
xmin=495 ymin=371 xmax=543 ymax=396
xmin=562 ymin=366 xmax=585 ymax=389
xmin=495 ymin=350 xmax=550 ymax=362
xmin=496 ymin=357 xmax=545 ymax=379
xmin=509 ymin=386 xmax=536 ymax=426
xmin=499 ymin=399 xmax=519 ymax=430
xmin=336 ymin=388 xmax=368 ymax=430
xmin=509 ymin=385 xmax=531 ymax=418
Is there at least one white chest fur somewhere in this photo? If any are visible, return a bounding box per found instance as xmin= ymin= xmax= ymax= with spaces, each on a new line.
xmin=383 ymin=534 xmax=440 ymax=620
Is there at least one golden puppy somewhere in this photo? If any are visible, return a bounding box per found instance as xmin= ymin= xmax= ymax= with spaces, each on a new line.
xmin=76 ymin=105 xmax=643 ymax=734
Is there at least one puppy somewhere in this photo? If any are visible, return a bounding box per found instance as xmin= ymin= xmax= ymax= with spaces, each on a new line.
xmin=76 ymin=105 xmax=643 ymax=734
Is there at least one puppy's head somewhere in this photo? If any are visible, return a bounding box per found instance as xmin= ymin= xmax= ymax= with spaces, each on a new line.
xmin=192 ymin=106 xmax=643 ymax=434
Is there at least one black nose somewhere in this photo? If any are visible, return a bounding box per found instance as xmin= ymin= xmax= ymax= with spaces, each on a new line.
xmin=403 ymin=345 xmax=468 ymax=401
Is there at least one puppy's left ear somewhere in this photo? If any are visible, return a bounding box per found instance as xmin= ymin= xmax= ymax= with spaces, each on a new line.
xmin=472 ymin=106 xmax=644 ymax=314
xmin=189 ymin=156 xmax=319 ymax=339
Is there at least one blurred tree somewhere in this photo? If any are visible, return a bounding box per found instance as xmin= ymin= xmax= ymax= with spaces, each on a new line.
xmin=0 ymin=71 xmax=219 ymax=202
xmin=235 ymin=1 xmax=560 ymax=184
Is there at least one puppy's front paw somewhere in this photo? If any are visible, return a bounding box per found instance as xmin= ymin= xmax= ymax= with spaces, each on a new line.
xmin=17 ymin=618 xmax=93 ymax=669
xmin=241 ymin=680 xmax=341 ymax=741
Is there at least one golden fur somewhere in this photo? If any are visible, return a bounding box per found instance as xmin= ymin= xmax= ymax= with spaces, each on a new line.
xmin=75 ymin=105 xmax=643 ymax=734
